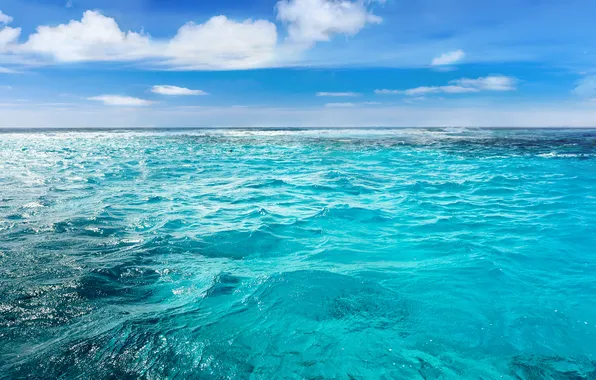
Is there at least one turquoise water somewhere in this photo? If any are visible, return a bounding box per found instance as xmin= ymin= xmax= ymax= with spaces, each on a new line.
xmin=1 ymin=128 xmax=596 ymax=379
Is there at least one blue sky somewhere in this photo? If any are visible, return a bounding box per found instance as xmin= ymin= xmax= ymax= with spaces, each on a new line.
xmin=1 ymin=0 xmax=596 ymax=127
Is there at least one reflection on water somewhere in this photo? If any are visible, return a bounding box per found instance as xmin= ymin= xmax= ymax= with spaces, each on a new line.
xmin=1 ymin=128 xmax=596 ymax=378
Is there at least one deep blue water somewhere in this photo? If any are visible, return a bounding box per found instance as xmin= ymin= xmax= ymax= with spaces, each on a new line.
xmin=1 ymin=128 xmax=596 ymax=379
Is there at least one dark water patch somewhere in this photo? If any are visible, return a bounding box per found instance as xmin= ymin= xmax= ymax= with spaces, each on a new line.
xmin=205 ymin=272 xmax=243 ymax=298
xmin=313 ymin=205 xmax=392 ymax=223
xmin=0 ymin=286 xmax=89 ymax=334
xmin=509 ymin=355 xmax=596 ymax=379
xmin=3 ymin=270 xmax=411 ymax=378
xmin=5 ymin=312 xmax=257 ymax=379
xmin=195 ymin=228 xmax=288 ymax=260
xmin=244 ymin=178 xmax=290 ymax=189
xmin=76 ymin=263 xmax=159 ymax=303
xmin=50 ymin=216 xmax=125 ymax=237
xmin=145 ymin=195 xmax=168 ymax=203
xmin=247 ymin=270 xmax=409 ymax=329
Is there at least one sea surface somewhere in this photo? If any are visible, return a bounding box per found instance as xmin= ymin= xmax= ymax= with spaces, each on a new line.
xmin=1 ymin=128 xmax=596 ymax=379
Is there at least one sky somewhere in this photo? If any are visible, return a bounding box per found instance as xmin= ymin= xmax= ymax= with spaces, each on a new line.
xmin=1 ymin=0 xmax=596 ymax=127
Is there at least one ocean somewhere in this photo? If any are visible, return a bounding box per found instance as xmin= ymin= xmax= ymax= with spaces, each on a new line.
xmin=1 ymin=128 xmax=595 ymax=379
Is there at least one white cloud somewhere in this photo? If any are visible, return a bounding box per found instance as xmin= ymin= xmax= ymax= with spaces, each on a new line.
xmin=403 ymin=86 xmax=440 ymax=95
xmin=435 ymin=85 xmax=480 ymax=94
xmin=403 ymin=96 xmax=426 ymax=104
xmin=276 ymin=0 xmax=381 ymax=46
xmin=316 ymin=91 xmax=360 ymax=97
xmin=0 ymin=10 xmax=18 ymax=54
xmin=451 ymin=76 xmax=516 ymax=91
xmin=151 ymin=85 xmax=208 ymax=96
xmin=164 ymin=16 xmax=277 ymax=70
xmin=4 ymin=102 xmax=596 ymax=128
xmin=431 ymin=49 xmax=465 ymax=66
xmin=375 ymin=76 xmax=516 ymax=96
xmin=397 ymin=85 xmax=478 ymax=95
xmin=2 ymin=2 xmax=381 ymax=70
xmin=0 ymin=26 xmax=21 ymax=51
xmin=572 ymin=75 xmax=596 ymax=98
xmin=324 ymin=101 xmax=381 ymax=107
xmin=374 ymin=89 xmax=400 ymax=95
xmin=16 ymin=11 xmax=276 ymax=69
xmin=0 ymin=11 xmax=13 ymax=25
xmin=324 ymin=102 xmax=356 ymax=107
xmin=88 ymin=95 xmax=154 ymax=106
xmin=0 ymin=66 xmax=19 ymax=74
xmin=21 ymin=11 xmax=151 ymax=62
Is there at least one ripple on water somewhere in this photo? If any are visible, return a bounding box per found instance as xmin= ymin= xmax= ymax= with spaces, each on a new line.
xmin=1 ymin=129 xmax=596 ymax=379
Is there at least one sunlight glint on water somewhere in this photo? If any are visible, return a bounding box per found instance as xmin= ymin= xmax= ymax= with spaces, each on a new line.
xmin=1 ymin=128 xmax=596 ymax=379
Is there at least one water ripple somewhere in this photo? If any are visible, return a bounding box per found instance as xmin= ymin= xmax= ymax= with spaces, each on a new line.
xmin=1 ymin=129 xmax=596 ymax=379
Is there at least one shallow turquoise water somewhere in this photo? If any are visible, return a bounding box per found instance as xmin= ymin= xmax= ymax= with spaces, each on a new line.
xmin=1 ymin=128 xmax=596 ymax=379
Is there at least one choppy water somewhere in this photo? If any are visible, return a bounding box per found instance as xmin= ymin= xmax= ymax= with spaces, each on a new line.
xmin=1 ymin=128 xmax=596 ymax=379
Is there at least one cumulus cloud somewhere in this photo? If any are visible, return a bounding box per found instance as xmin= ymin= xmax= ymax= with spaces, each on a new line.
xmin=431 ymin=49 xmax=465 ymax=66
xmin=21 ymin=11 xmax=151 ymax=62
xmin=0 ymin=26 xmax=21 ymax=51
xmin=164 ymin=16 xmax=277 ymax=69
xmin=88 ymin=95 xmax=154 ymax=106
xmin=375 ymin=75 xmax=516 ymax=95
xmin=316 ymin=91 xmax=360 ymax=97
xmin=277 ymin=0 xmax=381 ymax=46
xmin=15 ymin=11 xmax=276 ymax=69
xmin=151 ymin=85 xmax=208 ymax=96
xmin=3 ymin=0 xmax=380 ymax=70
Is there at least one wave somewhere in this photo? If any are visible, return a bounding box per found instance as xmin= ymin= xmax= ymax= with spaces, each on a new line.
xmin=2 ymin=129 xmax=596 ymax=378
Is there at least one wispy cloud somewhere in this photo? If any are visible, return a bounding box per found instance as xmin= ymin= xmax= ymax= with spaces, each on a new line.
xmin=151 ymin=85 xmax=208 ymax=96
xmin=403 ymin=97 xmax=426 ymax=104
xmin=451 ymin=76 xmax=516 ymax=91
xmin=572 ymin=75 xmax=596 ymax=98
xmin=316 ymin=91 xmax=360 ymax=97
xmin=4 ymin=102 xmax=596 ymax=128
xmin=324 ymin=102 xmax=356 ymax=107
xmin=431 ymin=49 xmax=465 ymax=66
xmin=0 ymin=10 xmax=13 ymax=25
xmin=374 ymin=89 xmax=401 ymax=95
xmin=375 ymin=76 xmax=516 ymax=95
xmin=324 ymin=101 xmax=382 ymax=107
xmin=88 ymin=95 xmax=154 ymax=106
xmin=0 ymin=66 xmax=20 ymax=74
xmin=403 ymin=85 xmax=479 ymax=95
xmin=376 ymin=86 xmax=473 ymax=95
